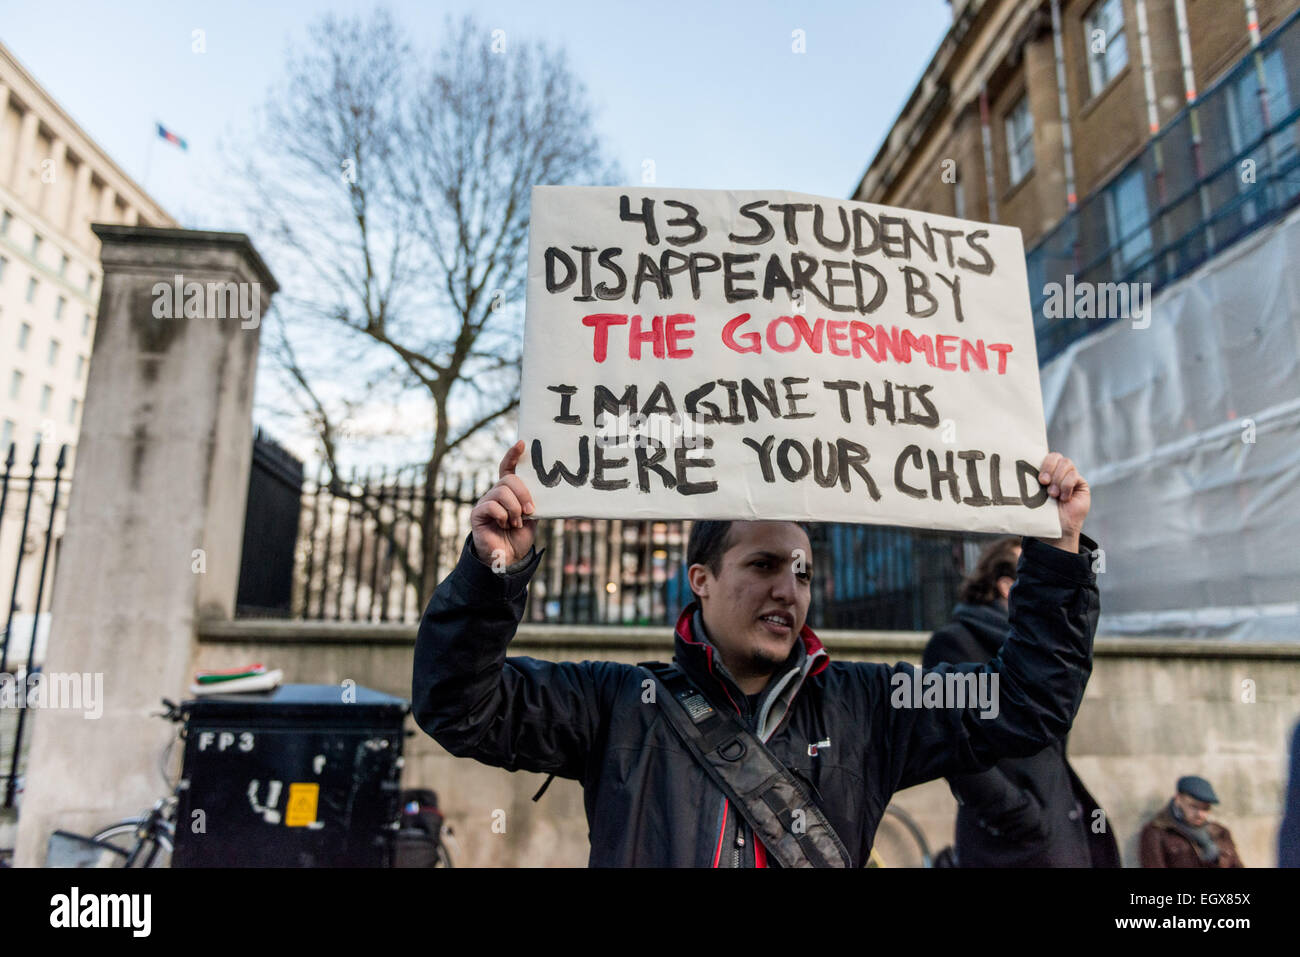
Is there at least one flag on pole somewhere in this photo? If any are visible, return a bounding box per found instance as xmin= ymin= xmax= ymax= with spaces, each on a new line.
xmin=156 ymin=123 xmax=188 ymax=151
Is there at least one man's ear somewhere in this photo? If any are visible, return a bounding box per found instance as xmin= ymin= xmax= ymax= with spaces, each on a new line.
xmin=997 ymin=576 xmax=1015 ymax=601
xmin=687 ymin=563 xmax=711 ymax=599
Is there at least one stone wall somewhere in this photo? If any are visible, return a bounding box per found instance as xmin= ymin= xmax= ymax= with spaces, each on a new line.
xmin=195 ymin=619 xmax=1300 ymax=868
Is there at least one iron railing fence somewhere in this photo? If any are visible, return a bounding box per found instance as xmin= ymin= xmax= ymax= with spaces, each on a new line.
xmin=0 ymin=442 xmax=70 ymax=809
xmin=270 ymin=464 xmax=994 ymax=632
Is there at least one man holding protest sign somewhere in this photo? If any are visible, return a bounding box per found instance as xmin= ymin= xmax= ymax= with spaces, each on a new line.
xmin=411 ymin=187 xmax=1101 ymax=867
xmin=412 ymin=441 xmax=1095 ymax=867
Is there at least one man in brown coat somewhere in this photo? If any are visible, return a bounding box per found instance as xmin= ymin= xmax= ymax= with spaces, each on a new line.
xmin=1139 ymin=776 xmax=1245 ymax=868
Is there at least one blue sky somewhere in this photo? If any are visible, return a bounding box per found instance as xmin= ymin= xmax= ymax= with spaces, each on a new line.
xmin=2 ymin=0 xmax=953 ymax=222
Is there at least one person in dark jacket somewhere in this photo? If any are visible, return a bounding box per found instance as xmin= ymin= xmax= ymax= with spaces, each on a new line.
xmin=1139 ymin=776 xmax=1245 ymax=868
xmin=1281 ymin=721 xmax=1300 ymax=866
xmin=923 ymin=536 xmax=1120 ymax=867
xmin=412 ymin=441 xmax=1101 ymax=867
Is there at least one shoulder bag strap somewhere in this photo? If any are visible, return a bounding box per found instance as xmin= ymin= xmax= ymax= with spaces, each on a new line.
xmin=638 ymin=661 xmax=852 ymax=868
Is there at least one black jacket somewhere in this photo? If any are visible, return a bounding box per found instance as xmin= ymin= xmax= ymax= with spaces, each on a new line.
xmin=924 ymin=600 xmax=1121 ymax=867
xmin=412 ymin=531 xmax=1102 ymax=867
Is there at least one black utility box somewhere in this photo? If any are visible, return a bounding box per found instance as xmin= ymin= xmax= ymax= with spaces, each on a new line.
xmin=171 ymin=684 xmax=407 ymax=867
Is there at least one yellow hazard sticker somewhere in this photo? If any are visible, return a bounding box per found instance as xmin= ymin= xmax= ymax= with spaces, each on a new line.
xmin=285 ymin=782 xmax=319 ymax=827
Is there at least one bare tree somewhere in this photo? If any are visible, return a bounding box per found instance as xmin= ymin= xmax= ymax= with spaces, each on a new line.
xmin=238 ymin=9 xmax=617 ymax=601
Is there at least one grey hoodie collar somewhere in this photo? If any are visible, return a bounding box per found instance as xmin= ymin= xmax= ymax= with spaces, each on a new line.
xmin=689 ymin=607 xmax=823 ymax=742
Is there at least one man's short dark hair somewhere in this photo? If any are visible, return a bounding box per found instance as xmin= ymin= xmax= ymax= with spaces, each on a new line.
xmin=686 ymin=520 xmax=813 ymax=578
xmin=958 ymin=535 xmax=1022 ymax=605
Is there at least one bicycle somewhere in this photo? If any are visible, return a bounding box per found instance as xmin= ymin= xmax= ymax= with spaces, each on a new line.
xmin=44 ymin=699 xmax=182 ymax=868
xmin=81 ymin=698 xmax=185 ymax=867
xmin=82 ymin=796 xmax=176 ymax=867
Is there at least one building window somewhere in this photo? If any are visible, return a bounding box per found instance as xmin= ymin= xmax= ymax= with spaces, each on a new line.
xmin=1228 ymin=46 xmax=1296 ymax=215
xmin=1006 ymin=95 xmax=1035 ymax=187
xmin=83 ymin=313 xmax=92 ymax=336
xmin=55 ymin=295 xmax=66 ymax=320
xmin=18 ymin=322 xmax=31 ymax=350
xmin=76 ymin=355 xmax=86 ymax=379
xmin=59 ymin=254 xmax=69 ymax=277
xmin=68 ymin=397 xmax=79 ymax=425
xmin=1228 ymin=46 xmax=1292 ymax=152
xmin=31 ymin=234 xmax=42 ymax=260
xmin=9 ymin=370 xmax=23 ymax=400
xmin=40 ymin=384 xmax=52 ymax=414
xmin=26 ymin=276 xmax=38 ymax=303
xmin=1106 ymin=166 xmax=1153 ymax=270
xmin=1 ymin=210 xmax=10 ymax=234
xmin=954 ymin=175 xmax=966 ymax=220
xmin=48 ymin=339 xmax=60 ymax=367
xmin=0 ymin=255 xmax=7 ymax=282
xmin=1085 ymin=0 xmax=1128 ymax=97
xmin=85 ymin=274 xmax=94 ymax=295
xmin=0 ymin=419 xmax=12 ymax=452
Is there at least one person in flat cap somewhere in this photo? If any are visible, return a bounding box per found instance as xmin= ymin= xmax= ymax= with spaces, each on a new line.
xmin=1139 ymin=775 xmax=1245 ymax=868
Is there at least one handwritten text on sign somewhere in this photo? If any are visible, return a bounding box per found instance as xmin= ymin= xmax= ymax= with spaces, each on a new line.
xmin=517 ymin=187 xmax=1059 ymax=537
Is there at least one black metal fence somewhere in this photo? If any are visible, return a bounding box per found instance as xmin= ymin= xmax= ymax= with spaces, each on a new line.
xmin=236 ymin=430 xmax=305 ymax=617
xmin=0 ymin=442 xmax=70 ymax=809
xmin=511 ymin=513 xmax=981 ymax=631
xmin=253 ymin=462 xmax=990 ymax=632
xmin=285 ymin=465 xmax=454 ymax=624
xmin=1028 ymin=10 xmax=1300 ymax=362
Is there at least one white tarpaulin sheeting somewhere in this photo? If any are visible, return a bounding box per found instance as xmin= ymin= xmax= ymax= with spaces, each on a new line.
xmin=1040 ymin=205 xmax=1300 ymax=640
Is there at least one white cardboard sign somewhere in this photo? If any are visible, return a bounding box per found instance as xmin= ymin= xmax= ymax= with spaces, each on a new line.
xmin=517 ymin=186 xmax=1060 ymax=537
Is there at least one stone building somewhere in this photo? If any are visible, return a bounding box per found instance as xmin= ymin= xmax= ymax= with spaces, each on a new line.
xmin=855 ymin=0 xmax=1298 ymax=250
xmin=0 ymin=39 xmax=175 ymax=468
xmin=846 ymin=0 xmax=1300 ymax=869
xmin=857 ymin=0 xmax=1300 ymax=640
xmin=0 ymin=40 xmax=175 ymax=677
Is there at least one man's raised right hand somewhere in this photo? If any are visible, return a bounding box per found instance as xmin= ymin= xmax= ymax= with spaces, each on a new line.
xmin=470 ymin=440 xmax=537 ymax=569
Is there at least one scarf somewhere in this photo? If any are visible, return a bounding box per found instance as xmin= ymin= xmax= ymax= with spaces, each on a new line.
xmin=690 ymin=607 xmax=806 ymax=737
xmin=1168 ymin=798 xmax=1220 ymax=863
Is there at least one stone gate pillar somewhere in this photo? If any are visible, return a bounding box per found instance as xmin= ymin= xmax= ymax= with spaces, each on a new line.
xmin=15 ymin=225 xmax=277 ymax=865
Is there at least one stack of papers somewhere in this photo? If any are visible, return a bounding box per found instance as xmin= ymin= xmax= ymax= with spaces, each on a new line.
xmin=190 ymin=664 xmax=284 ymax=696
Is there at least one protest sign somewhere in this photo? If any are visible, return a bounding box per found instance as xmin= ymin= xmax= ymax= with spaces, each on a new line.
xmin=517 ymin=186 xmax=1060 ymax=537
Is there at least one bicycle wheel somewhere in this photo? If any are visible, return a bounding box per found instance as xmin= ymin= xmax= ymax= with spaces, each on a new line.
xmin=434 ymin=840 xmax=453 ymax=868
xmin=867 ymin=806 xmax=932 ymax=868
xmin=90 ymin=820 xmax=174 ymax=868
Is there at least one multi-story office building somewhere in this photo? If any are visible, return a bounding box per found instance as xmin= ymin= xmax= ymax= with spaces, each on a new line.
xmin=856 ymin=0 xmax=1296 ymax=257
xmin=0 ymin=40 xmax=175 ymax=667
xmin=0 ymin=39 xmax=174 ymax=469
xmin=855 ymin=0 xmax=1300 ymax=638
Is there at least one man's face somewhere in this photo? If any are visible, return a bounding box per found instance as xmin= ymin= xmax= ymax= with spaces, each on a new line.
xmin=687 ymin=522 xmax=813 ymax=680
xmin=1174 ymin=792 xmax=1212 ymax=827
